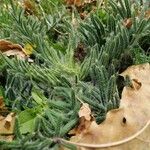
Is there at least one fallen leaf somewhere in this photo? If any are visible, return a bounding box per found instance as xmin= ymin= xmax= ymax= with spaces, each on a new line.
xmin=80 ymin=12 xmax=88 ymax=20
xmin=61 ymin=120 xmax=150 ymax=150
xmin=145 ymin=10 xmax=150 ymax=19
xmin=0 ymin=39 xmax=26 ymax=58
xmin=0 ymin=113 xmax=15 ymax=142
xmin=0 ymin=40 xmax=22 ymax=52
xmin=0 ymin=96 xmax=15 ymax=141
xmin=0 ymin=40 xmax=34 ymax=62
xmin=4 ymin=113 xmax=14 ymax=130
xmin=3 ymin=49 xmax=26 ymax=58
xmin=65 ymin=0 xmax=96 ymax=7
xmin=79 ymin=103 xmax=91 ymax=121
xmin=23 ymin=0 xmax=37 ymax=15
xmin=0 ymin=96 xmax=9 ymax=117
xmin=64 ymin=63 xmax=150 ymax=150
xmin=23 ymin=43 xmax=35 ymax=55
xmin=0 ymin=96 xmax=5 ymax=109
xmin=65 ymin=0 xmax=83 ymax=6
xmin=123 ymin=18 xmax=132 ymax=29
xmin=69 ymin=103 xmax=92 ymax=136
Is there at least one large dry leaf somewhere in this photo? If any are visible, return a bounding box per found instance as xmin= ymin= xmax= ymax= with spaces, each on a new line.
xmin=62 ymin=63 xmax=150 ymax=150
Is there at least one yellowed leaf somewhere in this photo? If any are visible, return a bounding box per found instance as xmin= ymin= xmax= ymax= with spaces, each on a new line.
xmin=62 ymin=63 xmax=150 ymax=150
xmin=22 ymin=43 xmax=35 ymax=55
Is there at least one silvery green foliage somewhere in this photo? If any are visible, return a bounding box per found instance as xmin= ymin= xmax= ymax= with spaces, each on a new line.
xmin=0 ymin=0 xmax=149 ymax=149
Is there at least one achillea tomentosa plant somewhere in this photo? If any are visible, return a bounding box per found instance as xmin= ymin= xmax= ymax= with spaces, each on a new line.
xmin=0 ymin=0 xmax=149 ymax=149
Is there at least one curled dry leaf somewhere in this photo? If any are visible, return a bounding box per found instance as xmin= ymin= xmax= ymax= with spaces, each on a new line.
xmin=63 ymin=63 xmax=150 ymax=150
xmin=3 ymin=49 xmax=26 ymax=59
xmin=0 ymin=40 xmax=34 ymax=62
xmin=69 ymin=103 xmax=92 ymax=136
xmin=0 ymin=39 xmax=26 ymax=58
xmin=0 ymin=40 xmax=23 ymax=52
xmin=78 ymin=103 xmax=91 ymax=121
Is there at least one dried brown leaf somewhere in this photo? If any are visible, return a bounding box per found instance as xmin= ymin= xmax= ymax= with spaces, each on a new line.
xmin=0 ymin=113 xmax=15 ymax=142
xmin=0 ymin=97 xmax=15 ymax=141
xmin=0 ymin=39 xmax=26 ymax=58
xmin=79 ymin=103 xmax=91 ymax=121
xmin=4 ymin=113 xmax=14 ymax=130
xmin=69 ymin=103 xmax=92 ymax=136
xmin=0 ymin=40 xmax=22 ymax=52
xmin=0 ymin=97 xmax=9 ymax=117
xmin=63 ymin=63 xmax=150 ymax=150
xmin=65 ymin=0 xmax=96 ymax=7
xmin=0 ymin=97 xmax=5 ymax=109
xmin=65 ymin=0 xmax=84 ymax=6
xmin=123 ymin=18 xmax=132 ymax=29
xmin=23 ymin=0 xmax=37 ymax=15
xmin=145 ymin=10 xmax=150 ymax=19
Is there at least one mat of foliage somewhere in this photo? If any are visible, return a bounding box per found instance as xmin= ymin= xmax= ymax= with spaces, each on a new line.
xmin=0 ymin=0 xmax=149 ymax=149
